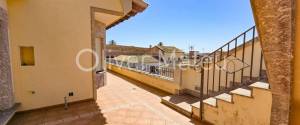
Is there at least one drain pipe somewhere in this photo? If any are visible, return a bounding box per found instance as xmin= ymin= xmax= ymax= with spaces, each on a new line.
xmin=64 ymin=96 xmax=68 ymax=110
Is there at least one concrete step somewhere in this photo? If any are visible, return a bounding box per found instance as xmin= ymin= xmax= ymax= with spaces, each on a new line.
xmin=230 ymin=88 xmax=252 ymax=97
xmin=249 ymin=82 xmax=270 ymax=90
xmin=161 ymin=96 xmax=192 ymax=117
xmin=215 ymin=93 xmax=232 ymax=103
xmin=203 ymin=97 xmax=217 ymax=107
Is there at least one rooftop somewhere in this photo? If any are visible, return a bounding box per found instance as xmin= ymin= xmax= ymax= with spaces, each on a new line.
xmin=155 ymin=45 xmax=184 ymax=53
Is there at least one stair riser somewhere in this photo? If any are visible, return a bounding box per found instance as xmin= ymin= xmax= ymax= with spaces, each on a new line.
xmin=192 ymin=106 xmax=201 ymax=120
xmin=203 ymin=104 xmax=218 ymax=124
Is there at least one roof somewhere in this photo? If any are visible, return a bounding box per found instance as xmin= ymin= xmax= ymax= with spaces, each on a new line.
xmin=114 ymin=55 xmax=159 ymax=64
xmin=155 ymin=45 xmax=184 ymax=53
xmin=106 ymin=44 xmax=148 ymax=50
xmin=106 ymin=0 xmax=148 ymax=29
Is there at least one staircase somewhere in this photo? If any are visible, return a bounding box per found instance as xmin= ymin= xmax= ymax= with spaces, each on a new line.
xmin=193 ymin=82 xmax=271 ymax=125
xmin=161 ymin=26 xmax=272 ymax=124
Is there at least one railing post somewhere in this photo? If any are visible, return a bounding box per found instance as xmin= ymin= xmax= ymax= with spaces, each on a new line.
xmin=233 ymin=38 xmax=238 ymax=86
xmin=250 ymin=26 xmax=256 ymax=79
xmin=225 ymin=44 xmax=230 ymax=88
xmin=241 ymin=33 xmax=246 ymax=84
xmin=212 ymin=52 xmax=216 ymax=92
xmin=206 ymin=57 xmax=210 ymax=95
xmin=200 ymin=62 xmax=205 ymax=121
xmin=259 ymin=51 xmax=263 ymax=79
xmin=218 ymin=48 xmax=222 ymax=91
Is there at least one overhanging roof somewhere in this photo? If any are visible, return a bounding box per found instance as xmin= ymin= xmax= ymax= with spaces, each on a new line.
xmin=106 ymin=0 xmax=148 ymax=29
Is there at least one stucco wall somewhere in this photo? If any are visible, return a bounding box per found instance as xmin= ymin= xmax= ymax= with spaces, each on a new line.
xmin=0 ymin=0 xmax=6 ymax=10
xmin=0 ymin=0 xmax=15 ymax=110
xmin=291 ymin=0 xmax=300 ymax=124
xmin=181 ymin=68 xmax=200 ymax=91
xmin=251 ymin=0 xmax=294 ymax=124
xmin=7 ymin=0 xmax=124 ymax=111
xmin=203 ymin=88 xmax=272 ymax=125
xmin=107 ymin=64 xmax=180 ymax=94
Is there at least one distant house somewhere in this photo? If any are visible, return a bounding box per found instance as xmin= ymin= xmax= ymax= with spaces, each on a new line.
xmin=150 ymin=45 xmax=185 ymax=62
xmin=113 ymin=55 xmax=159 ymax=65
xmin=189 ymin=51 xmax=199 ymax=59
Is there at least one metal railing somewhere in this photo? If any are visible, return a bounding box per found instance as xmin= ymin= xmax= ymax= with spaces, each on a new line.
xmin=198 ymin=26 xmax=266 ymax=120
xmin=106 ymin=59 xmax=174 ymax=79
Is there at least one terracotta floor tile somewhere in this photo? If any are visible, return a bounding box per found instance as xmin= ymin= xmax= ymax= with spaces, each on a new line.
xmin=8 ymin=72 xmax=205 ymax=125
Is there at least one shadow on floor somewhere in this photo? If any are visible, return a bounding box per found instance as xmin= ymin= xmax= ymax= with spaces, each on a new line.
xmin=168 ymin=94 xmax=201 ymax=105
xmin=8 ymin=100 xmax=107 ymax=125
xmin=108 ymin=70 xmax=171 ymax=97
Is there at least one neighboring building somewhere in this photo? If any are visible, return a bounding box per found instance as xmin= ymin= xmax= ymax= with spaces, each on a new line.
xmin=189 ymin=51 xmax=199 ymax=59
xmin=0 ymin=0 xmax=148 ymax=113
xmin=106 ymin=44 xmax=150 ymax=58
xmin=113 ymin=55 xmax=159 ymax=65
xmin=106 ymin=43 xmax=185 ymax=63
xmin=150 ymin=45 xmax=185 ymax=62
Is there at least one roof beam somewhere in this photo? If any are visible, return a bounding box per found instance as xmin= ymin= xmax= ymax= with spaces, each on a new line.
xmin=91 ymin=7 xmax=124 ymax=16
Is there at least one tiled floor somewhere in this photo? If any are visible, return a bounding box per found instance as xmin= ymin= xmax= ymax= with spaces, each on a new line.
xmin=8 ymin=71 xmax=203 ymax=125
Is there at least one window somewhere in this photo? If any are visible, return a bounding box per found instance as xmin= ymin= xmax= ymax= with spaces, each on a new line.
xmin=20 ymin=47 xmax=35 ymax=66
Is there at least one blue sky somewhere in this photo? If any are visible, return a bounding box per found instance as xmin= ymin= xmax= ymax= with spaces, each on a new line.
xmin=107 ymin=0 xmax=255 ymax=52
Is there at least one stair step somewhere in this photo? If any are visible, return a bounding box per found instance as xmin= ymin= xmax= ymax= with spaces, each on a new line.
xmin=249 ymin=82 xmax=269 ymax=90
xmin=191 ymin=101 xmax=201 ymax=108
xmin=203 ymin=97 xmax=217 ymax=107
xmin=230 ymin=88 xmax=252 ymax=97
xmin=161 ymin=96 xmax=192 ymax=117
xmin=215 ymin=93 xmax=232 ymax=103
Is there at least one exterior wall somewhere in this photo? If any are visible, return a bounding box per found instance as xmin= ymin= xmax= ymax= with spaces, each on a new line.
xmin=149 ymin=46 xmax=185 ymax=60
xmin=164 ymin=52 xmax=185 ymax=61
xmin=92 ymin=21 xmax=106 ymax=99
xmin=7 ymin=0 xmax=124 ymax=111
xmin=291 ymin=0 xmax=299 ymax=124
xmin=148 ymin=46 xmax=160 ymax=57
xmin=181 ymin=41 xmax=266 ymax=94
xmin=189 ymin=51 xmax=199 ymax=59
xmin=0 ymin=0 xmax=14 ymax=110
xmin=181 ymin=68 xmax=200 ymax=91
xmin=250 ymin=0 xmax=294 ymax=124
xmin=107 ymin=64 xmax=180 ymax=94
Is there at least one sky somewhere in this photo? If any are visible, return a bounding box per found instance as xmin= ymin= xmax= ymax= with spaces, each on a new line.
xmin=106 ymin=0 xmax=255 ymax=53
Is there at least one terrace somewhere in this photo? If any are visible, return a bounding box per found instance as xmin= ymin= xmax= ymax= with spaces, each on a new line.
xmin=105 ymin=26 xmax=272 ymax=124
xmin=8 ymin=72 xmax=203 ymax=125
xmin=0 ymin=0 xmax=297 ymax=124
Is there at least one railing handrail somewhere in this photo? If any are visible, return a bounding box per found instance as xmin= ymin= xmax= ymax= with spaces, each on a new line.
xmin=196 ymin=26 xmax=256 ymax=65
xmin=198 ymin=26 xmax=266 ymax=120
xmin=209 ymin=26 xmax=256 ymax=56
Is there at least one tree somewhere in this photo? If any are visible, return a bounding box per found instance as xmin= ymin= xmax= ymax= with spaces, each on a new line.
xmin=109 ymin=40 xmax=117 ymax=45
xmin=158 ymin=42 xmax=163 ymax=46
